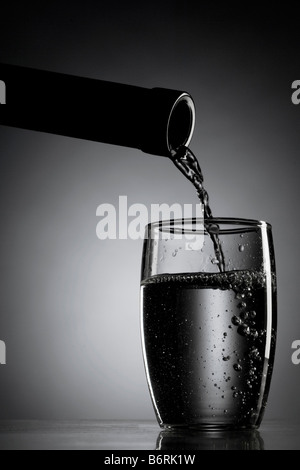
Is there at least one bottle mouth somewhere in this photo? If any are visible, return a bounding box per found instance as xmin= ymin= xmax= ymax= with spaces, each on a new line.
xmin=167 ymin=93 xmax=196 ymax=153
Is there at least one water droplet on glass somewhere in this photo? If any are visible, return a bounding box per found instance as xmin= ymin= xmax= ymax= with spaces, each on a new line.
xmin=208 ymin=224 xmax=219 ymax=234
xmin=223 ymin=355 xmax=231 ymax=361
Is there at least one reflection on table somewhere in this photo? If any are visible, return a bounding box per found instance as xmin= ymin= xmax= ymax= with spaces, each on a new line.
xmin=156 ymin=428 xmax=264 ymax=450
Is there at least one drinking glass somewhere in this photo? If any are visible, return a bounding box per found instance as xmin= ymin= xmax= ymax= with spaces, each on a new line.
xmin=140 ymin=218 xmax=277 ymax=430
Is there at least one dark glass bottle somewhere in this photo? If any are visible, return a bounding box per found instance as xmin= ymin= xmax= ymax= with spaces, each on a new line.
xmin=0 ymin=64 xmax=195 ymax=157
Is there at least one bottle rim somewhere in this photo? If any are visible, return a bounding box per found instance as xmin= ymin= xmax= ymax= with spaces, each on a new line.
xmin=167 ymin=93 xmax=195 ymax=153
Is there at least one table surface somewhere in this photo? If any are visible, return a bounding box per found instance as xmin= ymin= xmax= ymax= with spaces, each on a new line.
xmin=0 ymin=420 xmax=299 ymax=450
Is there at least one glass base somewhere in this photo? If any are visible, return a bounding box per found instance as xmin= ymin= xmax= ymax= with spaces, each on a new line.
xmin=156 ymin=425 xmax=264 ymax=450
xmin=160 ymin=422 xmax=260 ymax=432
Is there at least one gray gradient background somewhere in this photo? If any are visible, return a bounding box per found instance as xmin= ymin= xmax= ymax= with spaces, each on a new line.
xmin=0 ymin=2 xmax=299 ymax=424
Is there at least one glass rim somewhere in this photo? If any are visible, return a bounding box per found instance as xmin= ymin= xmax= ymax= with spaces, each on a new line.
xmin=146 ymin=217 xmax=272 ymax=235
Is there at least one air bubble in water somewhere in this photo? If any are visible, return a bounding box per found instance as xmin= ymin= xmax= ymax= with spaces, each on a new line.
xmin=239 ymin=244 xmax=245 ymax=252
xmin=240 ymin=311 xmax=249 ymax=321
xmin=235 ymin=293 xmax=245 ymax=300
xmin=237 ymin=325 xmax=250 ymax=337
xmin=238 ymin=301 xmax=247 ymax=309
xmin=249 ymin=347 xmax=260 ymax=359
xmin=250 ymin=328 xmax=258 ymax=339
xmin=231 ymin=315 xmax=241 ymax=326
xmin=233 ymin=363 xmax=242 ymax=372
